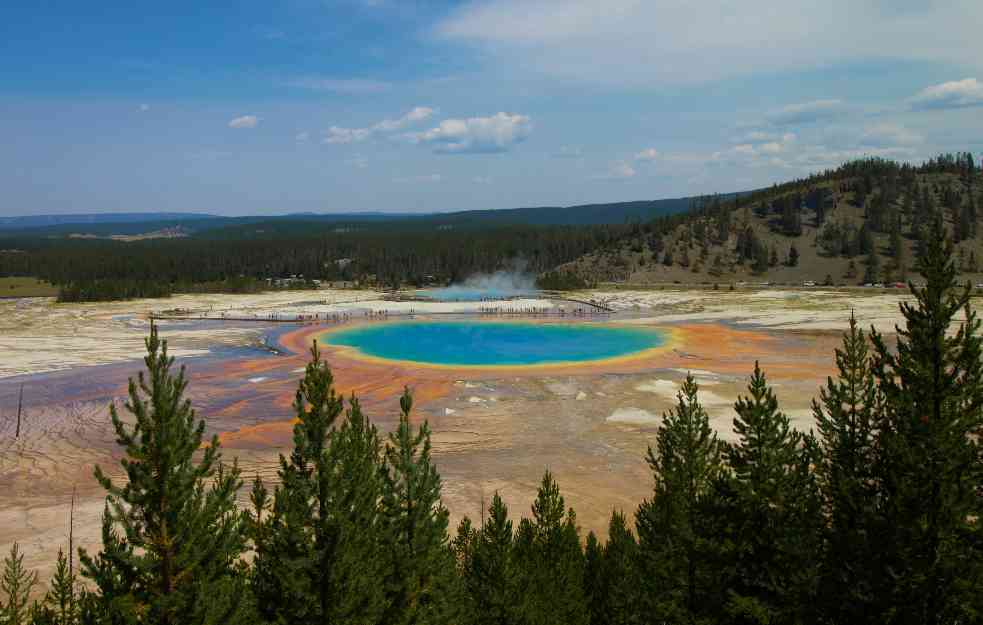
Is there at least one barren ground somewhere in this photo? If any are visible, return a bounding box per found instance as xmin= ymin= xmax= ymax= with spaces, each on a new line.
xmin=0 ymin=286 xmax=953 ymax=587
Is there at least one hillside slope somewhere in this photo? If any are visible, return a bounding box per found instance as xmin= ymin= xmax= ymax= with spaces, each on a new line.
xmin=559 ymin=154 xmax=983 ymax=287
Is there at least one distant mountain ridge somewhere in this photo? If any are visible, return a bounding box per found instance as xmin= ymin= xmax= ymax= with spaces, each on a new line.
xmin=0 ymin=212 xmax=216 ymax=229
xmin=0 ymin=195 xmax=729 ymax=235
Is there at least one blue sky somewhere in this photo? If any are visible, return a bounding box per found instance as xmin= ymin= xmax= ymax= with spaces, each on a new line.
xmin=2 ymin=0 xmax=982 ymax=216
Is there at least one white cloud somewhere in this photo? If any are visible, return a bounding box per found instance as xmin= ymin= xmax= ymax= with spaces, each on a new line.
xmin=436 ymin=1 xmax=983 ymax=87
xmin=346 ymin=155 xmax=369 ymax=169
xmin=634 ymin=148 xmax=659 ymax=161
xmin=595 ymin=161 xmax=636 ymax=180
xmin=138 ymin=103 xmax=150 ymax=112
xmin=767 ymin=100 xmax=845 ymax=126
xmin=324 ymin=107 xmax=434 ymax=144
xmin=860 ymin=123 xmax=923 ymax=147
xmin=406 ymin=112 xmax=532 ymax=154
xmin=295 ymin=131 xmax=310 ymax=143
xmin=909 ymin=78 xmax=983 ymax=110
xmin=228 ymin=115 xmax=260 ymax=129
xmin=472 ymin=176 xmax=492 ymax=184
xmin=285 ymin=77 xmax=392 ymax=94
xmin=393 ymin=174 xmax=442 ymax=183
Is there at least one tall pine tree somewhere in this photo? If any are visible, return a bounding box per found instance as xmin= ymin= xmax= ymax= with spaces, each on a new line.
xmin=813 ymin=314 xmax=882 ymax=623
xmin=636 ymin=374 xmax=723 ymax=623
xmin=514 ymin=471 xmax=588 ymax=625
xmin=79 ymin=324 xmax=249 ymax=625
xmin=721 ymin=363 xmax=821 ymax=624
xmin=869 ymin=216 xmax=983 ymax=623
xmin=381 ymin=388 xmax=458 ymax=625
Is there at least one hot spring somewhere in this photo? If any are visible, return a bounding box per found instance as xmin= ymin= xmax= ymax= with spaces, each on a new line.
xmin=320 ymin=321 xmax=668 ymax=367
xmin=415 ymin=286 xmax=540 ymax=302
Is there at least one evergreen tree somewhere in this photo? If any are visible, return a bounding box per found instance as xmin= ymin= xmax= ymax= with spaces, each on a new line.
xmin=721 ymin=363 xmax=821 ymax=624
xmin=813 ymin=315 xmax=882 ymax=623
xmin=868 ymin=216 xmax=983 ymax=623
xmin=0 ymin=544 xmax=37 ymax=625
xmin=322 ymin=396 xmax=390 ymax=624
xmin=462 ymin=493 xmax=520 ymax=625
xmin=514 ymin=471 xmax=588 ymax=625
xmin=79 ymin=324 xmax=249 ymax=625
xmin=787 ymin=244 xmax=799 ymax=267
xmin=845 ymin=259 xmax=857 ymax=280
xmin=636 ymin=375 xmax=723 ymax=623
xmin=864 ymin=252 xmax=881 ymax=283
xmin=33 ymin=549 xmax=81 ymax=625
xmin=254 ymin=341 xmax=342 ymax=624
xmin=583 ymin=512 xmax=638 ymax=625
xmin=597 ymin=513 xmax=638 ymax=625
xmin=381 ymin=388 xmax=458 ymax=625
xmin=583 ymin=533 xmax=604 ymax=625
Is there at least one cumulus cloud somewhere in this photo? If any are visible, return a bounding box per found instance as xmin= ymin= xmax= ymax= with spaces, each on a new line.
xmin=324 ymin=107 xmax=434 ymax=144
xmin=435 ymin=0 xmax=983 ymax=87
xmin=595 ymin=161 xmax=636 ymax=180
xmin=860 ymin=123 xmax=923 ymax=147
xmin=767 ymin=100 xmax=845 ymax=126
xmin=228 ymin=115 xmax=260 ymax=129
xmin=405 ymin=112 xmax=532 ymax=154
xmin=285 ymin=77 xmax=392 ymax=94
xmin=709 ymin=132 xmax=797 ymax=166
xmin=909 ymin=78 xmax=983 ymax=110
xmin=634 ymin=148 xmax=659 ymax=161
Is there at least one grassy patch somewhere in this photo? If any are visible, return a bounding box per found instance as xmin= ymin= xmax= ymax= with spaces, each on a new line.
xmin=0 ymin=277 xmax=59 ymax=297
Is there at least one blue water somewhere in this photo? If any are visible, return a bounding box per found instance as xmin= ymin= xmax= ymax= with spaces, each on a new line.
xmin=321 ymin=321 xmax=666 ymax=366
xmin=416 ymin=287 xmax=539 ymax=302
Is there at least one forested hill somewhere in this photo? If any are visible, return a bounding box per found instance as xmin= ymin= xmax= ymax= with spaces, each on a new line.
xmin=559 ymin=153 xmax=983 ymax=286
xmin=1 ymin=153 xmax=979 ymax=301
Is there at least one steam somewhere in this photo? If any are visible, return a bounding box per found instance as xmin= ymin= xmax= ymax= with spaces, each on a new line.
xmin=427 ymin=259 xmax=540 ymax=301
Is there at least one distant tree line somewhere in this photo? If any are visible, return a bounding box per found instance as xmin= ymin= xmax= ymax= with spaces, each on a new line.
xmin=3 ymin=216 xmax=982 ymax=624
xmin=0 ymin=225 xmax=629 ymax=301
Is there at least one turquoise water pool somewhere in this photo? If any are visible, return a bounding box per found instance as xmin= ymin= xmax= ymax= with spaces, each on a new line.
xmin=415 ymin=287 xmax=539 ymax=301
xmin=321 ymin=321 xmax=667 ymax=366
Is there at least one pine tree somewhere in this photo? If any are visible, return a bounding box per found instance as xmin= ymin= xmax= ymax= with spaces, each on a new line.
xmin=381 ymin=388 xmax=458 ymax=625
xmin=864 ymin=251 xmax=881 ymax=283
xmin=722 ymin=363 xmax=821 ymax=624
xmin=0 ymin=543 xmax=37 ymax=625
xmin=253 ymin=344 xmax=390 ymax=625
xmin=583 ymin=533 xmax=604 ymax=625
xmin=322 ymin=396 xmax=390 ymax=623
xmin=515 ymin=471 xmax=588 ymax=625
xmin=34 ymin=549 xmax=81 ymax=625
xmin=868 ymin=216 xmax=983 ymax=623
xmin=845 ymin=259 xmax=857 ymax=280
xmin=79 ymin=324 xmax=249 ymax=625
xmin=813 ymin=315 xmax=882 ymax=623
xmin=636 ymin=374 xmax=723 ymax=622
xmin=461 ymin=493 xmax=520 ymax=625
xmin=588 ymin=512 xmax=638 ymax=625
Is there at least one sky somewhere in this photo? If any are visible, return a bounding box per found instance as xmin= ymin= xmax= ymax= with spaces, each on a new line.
xmin=2 ymin=0 xmax=982 ymax=216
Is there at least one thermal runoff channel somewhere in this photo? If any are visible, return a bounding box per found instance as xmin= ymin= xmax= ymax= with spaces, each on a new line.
xmin=320 ymin=321 xmax=668 ymax=367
